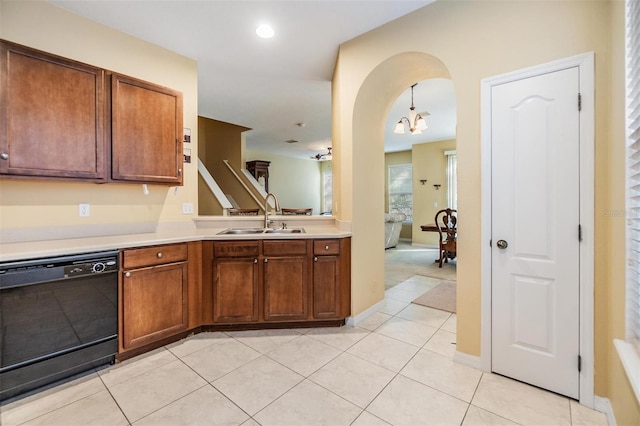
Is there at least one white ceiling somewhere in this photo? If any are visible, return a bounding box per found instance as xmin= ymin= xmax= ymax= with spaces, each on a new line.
xmin=48 ymin=0 xmax=455 ymax=159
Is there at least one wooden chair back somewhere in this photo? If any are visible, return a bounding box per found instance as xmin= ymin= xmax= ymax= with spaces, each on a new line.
xmin=434 ymin=208 xmax=457 ymax=267
xmin=281 ymin=208 xmax=312 ymax=215
xmin=227 ymin=208 xmax=260 ymax=216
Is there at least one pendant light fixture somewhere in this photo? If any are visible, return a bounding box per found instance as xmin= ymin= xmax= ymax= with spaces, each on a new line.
xmin=394 ymin=83 xmax=429 ymax=135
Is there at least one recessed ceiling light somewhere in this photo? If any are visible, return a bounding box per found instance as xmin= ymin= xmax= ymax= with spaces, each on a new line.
xmin=256 ymin=24 xmax=274 ymax=39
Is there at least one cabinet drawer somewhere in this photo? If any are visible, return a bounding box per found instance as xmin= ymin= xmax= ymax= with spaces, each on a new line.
xmin=123 ymin=243 xmax=188 ymax=269
xmin=313 ymin=239 xmax=340 ymax=255
xmin=263 ymin=240 xmax=307 ymax=256
xmin=214 ymin=241 xmax=260 ymax=258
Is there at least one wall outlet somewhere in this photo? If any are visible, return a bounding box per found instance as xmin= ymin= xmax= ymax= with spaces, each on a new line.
xmin=78 ymin=203 xmax=90 ymax=217
xmin=434 ymin=202 xmax=438 ymax=208
xmin=182 ymin=203 xmax=194 ymax=214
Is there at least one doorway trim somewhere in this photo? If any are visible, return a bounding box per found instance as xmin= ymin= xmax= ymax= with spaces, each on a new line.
xmin=480 ymin=52 xmax=595 ymax=407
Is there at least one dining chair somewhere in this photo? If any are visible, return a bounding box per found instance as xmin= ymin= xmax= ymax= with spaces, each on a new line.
xmin=281 ymin=208 xmax=312 ymax=215
xmin=227 ymin=208 xmax=260 ymax=216
xmin=434 ymin=208 xmax=457 ymax=268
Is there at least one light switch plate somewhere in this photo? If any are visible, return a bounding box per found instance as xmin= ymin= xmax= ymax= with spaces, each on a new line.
xmin=182 ymin=203 xmax=194 ymax=214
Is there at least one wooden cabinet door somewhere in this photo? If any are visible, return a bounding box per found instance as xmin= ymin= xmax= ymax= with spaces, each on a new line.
xmin=312 ymin=255 xmax=341 ymax=319
xmin=263 ymin=255 xmax=308 ymax=321
xmin=212 ymin=257 xmax=259 ymax=323
xmin=0 ymin=41 xmax=105 ymax=180
xmin=121 ymin=262 xmax=188 ymax=350
xmin=111 ymin=73 xmax=183 ymax=185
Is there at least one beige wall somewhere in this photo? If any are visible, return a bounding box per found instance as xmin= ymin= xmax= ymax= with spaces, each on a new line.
xmin=245 ymin=150 xmax=323 ymax=214
xmin=333 ymin=0 xmax=637 ymax=421
xmin=0 ymin=0 xmax=198 ymax=235
xmin=198 ymin=117 xmax=258 ymax=212
xmin=411 ymin=139 xmax=456 ymax=246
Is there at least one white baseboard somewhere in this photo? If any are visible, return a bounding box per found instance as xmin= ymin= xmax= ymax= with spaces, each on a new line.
xmin=453 ymin=350 xmax=487 ymax=371
xmin=594 ymin=396 xmax=617 ymax=426
xmin=345 ymin=299 xmax=386 ymax=327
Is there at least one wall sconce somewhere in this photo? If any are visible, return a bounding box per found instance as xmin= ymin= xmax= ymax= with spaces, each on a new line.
xmin=419 ymin=179 xmax=427 ymax=185
xmin=433 ymin=184 xmax=441 ymax=190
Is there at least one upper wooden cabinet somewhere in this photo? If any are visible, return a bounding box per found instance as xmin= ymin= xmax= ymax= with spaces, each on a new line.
xmin=111 ymin=74 xmax=183 ymax=185
xmin=0 ymin=40 xmax=106 ymax=180
xmin=0 ymin=40 xmax=184 ymax=185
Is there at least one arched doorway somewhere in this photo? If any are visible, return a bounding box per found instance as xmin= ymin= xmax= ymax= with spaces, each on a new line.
xmin=342 ymin=51 xmax=454 ymax=321
xmin=384 ymin=78 xmax=457 ymax=290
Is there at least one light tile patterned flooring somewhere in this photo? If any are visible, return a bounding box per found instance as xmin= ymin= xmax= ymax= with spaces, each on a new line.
xmin=1 ymin=275 xmax=608 ymax=426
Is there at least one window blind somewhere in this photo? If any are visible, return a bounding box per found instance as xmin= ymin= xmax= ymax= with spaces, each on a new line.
xmin=322 ymin=171 xmax=332 ymax=214
xmin=445 ymin=150 xmax=458 ymax=210
xmin=626 ymin=0 xmax=640 ymax=352
xmin=388 ymin=164 xmax=413 ymax=223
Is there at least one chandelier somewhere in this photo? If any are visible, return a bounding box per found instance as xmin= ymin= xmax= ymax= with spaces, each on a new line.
xmin=394 ymin=83 xmax=429 ymax=135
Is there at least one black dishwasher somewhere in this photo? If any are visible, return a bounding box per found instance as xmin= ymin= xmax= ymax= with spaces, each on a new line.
xmin=0 ymin=250 xmax=119 ymax=401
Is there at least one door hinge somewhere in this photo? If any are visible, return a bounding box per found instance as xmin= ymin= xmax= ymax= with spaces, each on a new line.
xmin=578 ymin=224 xmax=583 ymax=242
xmin=578 ymin=93 xmax=582 ymax=111
xmin=578 ymin=355 xmax=582 ymax=372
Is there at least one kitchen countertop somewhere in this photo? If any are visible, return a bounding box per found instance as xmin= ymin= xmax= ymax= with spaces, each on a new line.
xmin=0 ymin=216 xmax=352 ymax=263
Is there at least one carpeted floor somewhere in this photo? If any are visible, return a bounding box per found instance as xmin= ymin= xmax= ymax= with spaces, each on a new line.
xmin=385 ymin=240 xmax=456 ymax=289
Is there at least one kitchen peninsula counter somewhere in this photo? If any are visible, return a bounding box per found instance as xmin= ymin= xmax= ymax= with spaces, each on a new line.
xmin=0 ymin=216 xmax=351 ymax=263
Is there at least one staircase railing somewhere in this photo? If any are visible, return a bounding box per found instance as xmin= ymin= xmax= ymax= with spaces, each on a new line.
xmin=198 ymin=158 xmax=233 ymax=209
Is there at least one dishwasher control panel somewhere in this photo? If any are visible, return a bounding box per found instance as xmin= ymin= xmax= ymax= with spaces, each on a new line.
xmin=64 ymin=259 xmax=118 ymax=277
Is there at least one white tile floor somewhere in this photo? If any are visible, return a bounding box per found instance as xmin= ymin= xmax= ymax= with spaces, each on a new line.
xmin=1 ymin=276 xmax=609 ymax=426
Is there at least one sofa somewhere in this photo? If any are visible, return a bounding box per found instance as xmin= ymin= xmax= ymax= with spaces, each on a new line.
xmin=385 ymin=212 xmax=407 ymax=249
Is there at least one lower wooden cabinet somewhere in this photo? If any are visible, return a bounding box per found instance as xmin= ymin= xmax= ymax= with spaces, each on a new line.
xmin=263 ymin=240 xmax=309 ymax=321
xmin=120 ymin=243 xmax=190 ymax=352
xmin=312 ymin=239 xmax=350 ymax=319
xmin=118 ymin=238 xmax=350 ymax=357
xmin=204 ymin=238 xmax=350 ymax=325
xmin=209 ymin=241 xmax=259 ymax=323
xmin=212 ymin=257 xmax=259 ymax=323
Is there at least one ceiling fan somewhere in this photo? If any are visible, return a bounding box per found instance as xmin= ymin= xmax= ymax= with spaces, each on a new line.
xmin=311 ymin=147 xmax=332 ymax=161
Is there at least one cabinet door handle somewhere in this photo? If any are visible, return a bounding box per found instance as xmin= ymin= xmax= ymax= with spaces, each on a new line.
xmin=157 ymin=252 xmax=163 ymax=258
xmin=314 ymin=256 xmax=318 ymax=262
xmin=264 ymin=258 xmax=268 ymax=263
xmin=325 ymin=245 xmax=329 ymax=250
xmin=254 ymin=258 xmax=258 ymax=264
xmin=125 ymin=271 xmax=131 ymax=278
xmin=0 ymin=153 xmax=8 ymax=160
xmin=178 ymin=168 xmax=182 ymax=174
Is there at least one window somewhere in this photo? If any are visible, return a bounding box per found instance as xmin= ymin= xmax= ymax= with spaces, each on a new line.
xmin=445 ymin=150 xmax=458 ymax=209
xmin=322 ymin=171 xmax=332 ymax=214
xmin=388 ymin=164 xmax=413 ymax=223
xmin=620 ymin=0 xmax=640 ymax=403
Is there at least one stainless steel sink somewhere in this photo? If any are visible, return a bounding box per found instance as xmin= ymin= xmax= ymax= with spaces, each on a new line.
xmin=217 ymin=227 xmax=305 ymax=235
xmin=263 ymin=228 xmax=305 ymax=234
xmin=217 ymin=228 xmax=266 ymax=235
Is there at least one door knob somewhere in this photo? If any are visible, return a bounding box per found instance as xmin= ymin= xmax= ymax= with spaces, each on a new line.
xmin=496 ymin=240 xmax=508 ymax=249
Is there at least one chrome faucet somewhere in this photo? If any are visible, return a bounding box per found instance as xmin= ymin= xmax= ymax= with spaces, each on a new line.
xmin=264 ymin=193 xmax=280 ymax=229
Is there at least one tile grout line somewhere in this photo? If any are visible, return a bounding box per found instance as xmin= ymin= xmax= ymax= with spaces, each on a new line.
xmin=96 ymin=370 xmax=134 ymax=426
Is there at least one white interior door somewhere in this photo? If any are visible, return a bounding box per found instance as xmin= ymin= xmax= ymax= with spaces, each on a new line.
xmin=491 ymin=67 xmax=580 ymax=399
